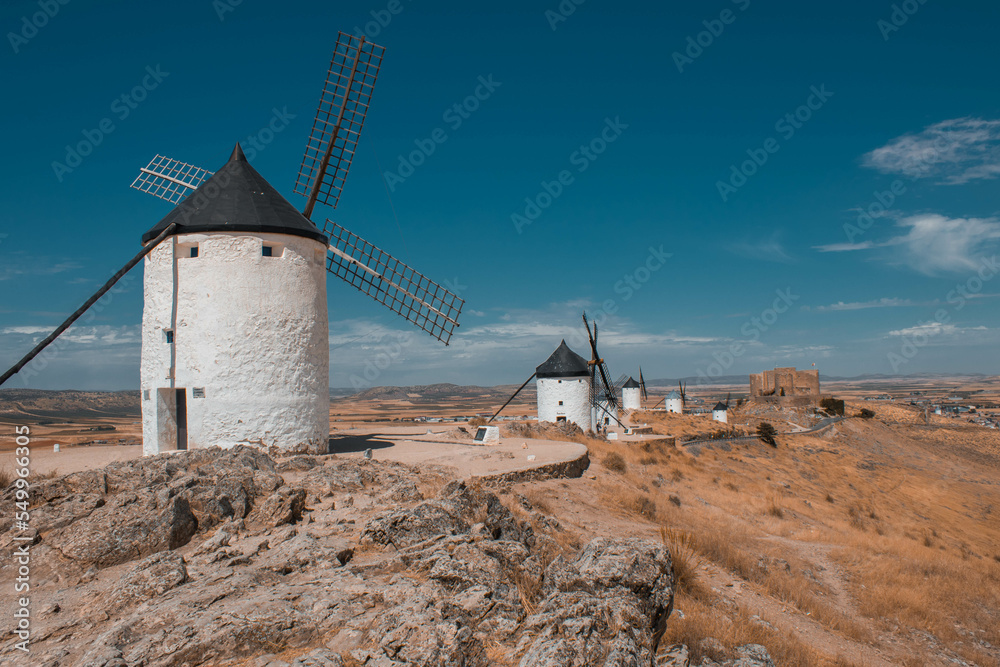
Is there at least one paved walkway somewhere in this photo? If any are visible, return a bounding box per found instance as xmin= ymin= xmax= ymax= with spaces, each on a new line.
xmin=20 ymin=427 xmax=589 ymax=480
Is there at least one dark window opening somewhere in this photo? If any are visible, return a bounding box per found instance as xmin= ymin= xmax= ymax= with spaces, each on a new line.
xmin=165 ymin=330 xmax=174 ymax=344
xmin=262 ymin=245 xmax=273 ymax=257
xmin=190 ymin=247 xmax=198 ymax=258
xmin=558 ymin=400 xmax=564 ymax=406
xmin=556 ymin=416 xmax=567 ymax=423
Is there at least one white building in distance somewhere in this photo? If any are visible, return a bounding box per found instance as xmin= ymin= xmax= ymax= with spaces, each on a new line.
xmin=535 ymin=340 xmax=591 ymax=431
xmin=665 ymin=390 xmax=683 ymax=414
xmin=712 ymin=401 xmax=728 ymax=424
xmin=141 ymin=145 xmax=330 ymax=456
xmin=622 ymin=377 xmax=641 ymax=411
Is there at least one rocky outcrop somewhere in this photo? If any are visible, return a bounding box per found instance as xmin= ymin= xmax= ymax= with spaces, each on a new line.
xmin=4 ymin=452 xmax=681 ymax=667
xmin=517 ymin=538 xmax=675 ymax=667
xmin=104 ymin=551 xmax=188 ymax=613
xmin=0 ymin=446 xmax=289 ymax=572
xmin=657 ymin=643 xmax=776 ymax=667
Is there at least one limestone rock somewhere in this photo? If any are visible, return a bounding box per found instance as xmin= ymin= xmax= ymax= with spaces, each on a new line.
xmin=247 ymin=485 xmax=307 ymax=529
xmin=518 ymin=538 xmax=675 ymax=667
xmin=106 ymin=551 xmax=188 ymax=613
xmin=49 ymin=491 xmax=197 ymax=569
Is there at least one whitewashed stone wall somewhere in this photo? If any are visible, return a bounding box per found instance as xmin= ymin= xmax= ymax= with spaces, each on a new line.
xmin=536 ymin=376 xmax=590 ymax=431
xmin=141 ymin=232 xmax=329 ymax=456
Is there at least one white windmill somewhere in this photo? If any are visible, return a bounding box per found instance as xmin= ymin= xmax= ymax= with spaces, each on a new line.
xmin=664 ymin=388 xmax=684 ymax=414
xmin=0 ymin=33 xmax=464 ymax=457
xmin=621 ymin=374 xmax=643 ymax=412
xmin=712 ymin=394 xmax=730 ymax=424
xmin=489 ymin=313 xmax=622 ymax=432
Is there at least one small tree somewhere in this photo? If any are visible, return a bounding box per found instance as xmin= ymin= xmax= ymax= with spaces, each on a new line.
xmin=820 ymin=397 xmax=845 ymax=416
xmin=757 ymin=422 xmax=778 ymax=447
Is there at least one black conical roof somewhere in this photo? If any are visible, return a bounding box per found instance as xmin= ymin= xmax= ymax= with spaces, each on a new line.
xmin=536 ymin=340 xmax=590 ymax=379
xmin=713 ymin=402 xmax=728 ymax=411
xmin=623 ymin=377 xmax=640 ymax=389
xmin=141 ymin=144 xmax=328 ymax=245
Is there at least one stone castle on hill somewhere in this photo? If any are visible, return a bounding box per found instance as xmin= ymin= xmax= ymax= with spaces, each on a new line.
xmin=749 ymin=367 xmax=821 ymax=404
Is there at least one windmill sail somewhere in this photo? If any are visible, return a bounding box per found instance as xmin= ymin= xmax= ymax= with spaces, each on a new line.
xmin=295 ymin=32 xmax=385 ymax=218
xmin=130 ymin=155 xmax=214 ymax=204
xmin=325 ymin=221 xmax=463 ymax=345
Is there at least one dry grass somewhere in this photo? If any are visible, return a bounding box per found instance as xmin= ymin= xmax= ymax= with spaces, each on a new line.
xmin=511 ymin=568 xmax=543 ymax=616
xmin=0 ymin=467 xmax=12 ymax=489
xmin=659 ymin=594 xmax=837 ymax=666
xmin=603 ymin=452 xmax=627 ymax=473
xmin=765 ymin=494 xmax=784 ymax=519
xmin=660 ymin=526 xmax=705 ymax=599
xmin=520 ymin=407 xmax=1000 ymax=664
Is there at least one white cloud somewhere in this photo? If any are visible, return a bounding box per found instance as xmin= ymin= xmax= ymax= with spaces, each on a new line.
xmin=883 ymin=323 xmax=993 ymax=343
xmin=863 ymin=117 xmax=1000 ymax=184
xmin=807 ymin=297 xmax=929 ymax=312
xmin=1 ymin=326 xmax=53 ymax=335
xmin=813 ymin=241 xmax=876 ymax=252
xmin=814 ymin=213 xmax=1000 ymax=274
xmin=728 ymin=233 xmax=793 ymax=263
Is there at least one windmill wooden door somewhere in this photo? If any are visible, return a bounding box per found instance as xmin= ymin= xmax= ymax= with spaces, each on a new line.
xmin=176 ymin=389 xmax=188 ymax=450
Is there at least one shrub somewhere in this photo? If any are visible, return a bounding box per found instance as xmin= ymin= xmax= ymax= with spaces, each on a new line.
xmin=856 ymin=408 xmax=875 ymax=419
xmin=820 ymin=397 xmax=845 ymax=416
xmin=468 ymin=417 xmax=488 ymax=427
xmin=757 ymin=422 xmax=778 ymax=447
xmin=603 ymin=452 xmax=627 ymax=473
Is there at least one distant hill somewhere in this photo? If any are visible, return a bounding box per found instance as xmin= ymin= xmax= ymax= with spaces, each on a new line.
xmin=0 ymin=389 xmax=140 ymax=421
xmin=340 ymin=383 xmax=533 ymax=403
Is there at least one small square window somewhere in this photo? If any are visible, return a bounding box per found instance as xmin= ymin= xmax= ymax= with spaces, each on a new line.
xmin=262 ymin=246 xmax=273 ymax=257
xmin=558 ymin=400 xmax=564 ymax=406
xmin=142 ymin=389 xmax=150 ymax=401
xmin=165 ymin=330 xmax=174 ymax=344
xmin=190 ymin=246 xmax=199 ymax=258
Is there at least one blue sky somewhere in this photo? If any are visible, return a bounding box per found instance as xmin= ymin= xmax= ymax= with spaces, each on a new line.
xmin=1 ymin=0 xmax=998 ymax=390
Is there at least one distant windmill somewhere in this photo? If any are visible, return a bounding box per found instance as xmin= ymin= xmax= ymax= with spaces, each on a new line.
xmin=0 ymin=33 xmax=464 ymax=457
xmin=712 ymin=394 xmax=729 ymax=424
xmin=621 ymin=375 xmax=642 ymax=412
xmin=490 ymin=313 xmax=622 ymax=431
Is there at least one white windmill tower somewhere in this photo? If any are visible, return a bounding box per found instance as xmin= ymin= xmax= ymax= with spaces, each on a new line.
xmin=0 ymin=33 xmax=464 ymax=456
xmin=489 ymin=313 xmax=622 ymax=432
xmin=712 ymin=394 xmax=730 ymax=424
xmin=621 ymin=376 xmax=642 ymax=411
xmin=664 ymin=389 xmax=683 ymax=414
xmin=533 ymin=340 xmax=592 ymax=429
